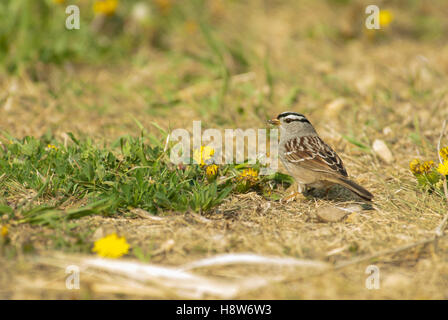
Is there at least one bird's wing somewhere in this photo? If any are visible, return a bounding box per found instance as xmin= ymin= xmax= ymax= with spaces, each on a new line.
xmin=284 ymin=136 xmax=348 ymax=177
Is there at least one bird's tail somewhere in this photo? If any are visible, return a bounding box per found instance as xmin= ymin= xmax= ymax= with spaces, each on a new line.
xmin=331 ymin=177 xmax=374 ymax=201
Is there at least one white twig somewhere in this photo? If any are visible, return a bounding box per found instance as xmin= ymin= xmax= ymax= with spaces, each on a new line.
xmin=39 ymin=255 xmax=268 ymax=299
xmin=180 ymin=253 xmax=329 ymax=271
xmin=163 ymin=133 xmax=170 ymax=153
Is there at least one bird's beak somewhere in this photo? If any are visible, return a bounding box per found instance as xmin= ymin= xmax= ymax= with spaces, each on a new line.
xmin=268 ymin=118 xmax=280 ymax=126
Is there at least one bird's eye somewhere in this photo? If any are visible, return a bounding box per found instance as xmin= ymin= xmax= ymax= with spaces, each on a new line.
xmin=285 ymin=118 xmax=292 ymax=123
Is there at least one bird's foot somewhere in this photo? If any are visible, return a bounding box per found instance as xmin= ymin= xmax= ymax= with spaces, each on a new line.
xmin=281 ymin=191 xmax=303 ymax=204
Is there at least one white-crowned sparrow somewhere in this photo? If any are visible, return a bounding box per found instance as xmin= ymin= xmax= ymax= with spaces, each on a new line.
xmin=268 ymin=112 xmax=373 ymax=201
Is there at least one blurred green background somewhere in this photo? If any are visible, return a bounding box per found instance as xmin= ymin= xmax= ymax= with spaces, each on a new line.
xmin=1 ymin=0 xmax=447 ymax=75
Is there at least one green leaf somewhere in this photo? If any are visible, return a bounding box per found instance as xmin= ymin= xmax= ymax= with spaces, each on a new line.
xmin=342 ymin=135 xmax=371 ymax=152
xmin=66 ymin=132 xmax=80 ymax=145
xmin=0 ymin=204 xmax=13 ymax=215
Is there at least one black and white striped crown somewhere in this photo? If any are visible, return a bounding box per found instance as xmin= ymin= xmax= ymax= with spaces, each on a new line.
xmin=277 ymin=112 xmax=310 ymax=124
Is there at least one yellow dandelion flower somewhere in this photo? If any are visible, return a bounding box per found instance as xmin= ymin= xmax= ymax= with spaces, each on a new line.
xmin=47 ymin=144 xmax=58 ymax=151
xmin=1 ymin=225 xmax=8 ymax=238
xmin=409 ymin=159 xmax=421 ymax=174
xmin=439 ymin=147 xmax=448 ymax=162
xmin=92 ymin=233 xmax=130 ymax=258
xmin=437 ymin=162 xmax=448 ymax=176
xmin=236 ymin=168 xmax=259 ymax=183
xmin=410 ymin=159 xmax=434 ymax=175
xmin=193 ymin=146 xmax=215 ymax=166
xmin=206 ymin=164 xmax=218 ymax=179
xmin=379 ymin=10 xmax=394 ymax=28
xmin=421 ymin=160 xmax=434 ymax=173
xmin=93 ymin=0 xmax=118 ymax=16
xmin=53 ymin=0 xmax=65 ymax=4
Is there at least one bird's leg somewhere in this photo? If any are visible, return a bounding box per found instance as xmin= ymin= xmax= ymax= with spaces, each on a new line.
xmin=323 ymin=183 xmax=335 ymax=198
xmin=281 ymin=192 xmax=299 ymax=203
xmin=284 ymin=181 xmax=297 ymax=194
xmin=281 ymin=183 xmax=305 ymax=203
